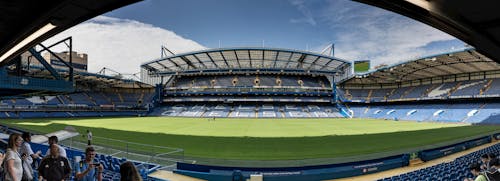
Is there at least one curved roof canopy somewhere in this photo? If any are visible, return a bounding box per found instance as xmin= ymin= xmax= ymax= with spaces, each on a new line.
xmin=141 ymin=47 xmax=351 ymax=75
xmin=354 ymin=0 xmax=500 ymax=64
xmin=344 ymin=49 xmax=500 ymax=85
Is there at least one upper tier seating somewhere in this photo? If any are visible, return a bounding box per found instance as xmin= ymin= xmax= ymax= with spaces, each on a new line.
xmin=343 ymin=78 xmax=500 ymax=102
xmin=171 ymin=75 xmax=329 ymax=88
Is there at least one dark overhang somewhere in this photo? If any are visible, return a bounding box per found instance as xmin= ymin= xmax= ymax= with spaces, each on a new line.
xmin=0 ymin=0 xmax=141 ymax=66
xmin=354 ymin=0 xmax=500 ymax=63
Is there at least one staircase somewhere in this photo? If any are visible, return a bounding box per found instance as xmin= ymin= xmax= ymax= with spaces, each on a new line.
xmin=83 ymin=92 xmax=98 ymax=106
xmin=66 ymin=95 xmax=75 ymax=104
xmin=139 ymin=91 xmax=145 ymax=105
xmin=363 ymin=106 xmax=371 ymax=116
xmin=401 ymin=87 xmax=415 ymax=99
xmin=385 ymin=89 xmax=396 ymax=101
xmin=480 ymin=80 xmax=493 ymax=95
xmin=366 ymin=90 xmax=373 ymax=102
xmin=422 ymin=84 xmax=439 ymax=98
xmin=118 ymin=92 xmax=124 ymax=103
xmin=56 ymin=95 xmax=65 ymax=104
xmin=345 ymin=89 xmax=352 ymax=100
xmin=448 ymin=82 xmax=462 ymax=97
xmin=462 ymin=103 xmax=487 ymax=123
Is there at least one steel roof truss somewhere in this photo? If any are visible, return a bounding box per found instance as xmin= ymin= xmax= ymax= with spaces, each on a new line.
xmin=205 ymin=52 xmax=219 ymax=69
xmin=247 ymin=50 xmax=252 ymax=68
xmin=180 ymin=56 xmax=197 ymax=69
xmin=219 ymin=51 xmax=230 ymax=68
xmin=273 ymin=51 xmax=280 ymax=69
xmin=191 ymin=54 xmax=208 ymax=69
xmin=308 ymin=56 xmax=322 ymax=70
xmin=296 ymin=54 xmax=306 ymax=69
xmin=234 ymin=51 xmax=242 ymax=69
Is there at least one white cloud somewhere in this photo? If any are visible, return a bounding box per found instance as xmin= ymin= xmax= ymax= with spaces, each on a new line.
xmin=43 ymin=16 xmax=206 ymax=74
xmin=318 ymin=0 xmax=461 ymax=68
xmin=289 ymin=0 xmax=317 ymax=26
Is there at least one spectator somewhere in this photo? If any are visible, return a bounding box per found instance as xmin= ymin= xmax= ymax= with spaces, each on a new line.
xmin=465 ymin=162 xmax=488 ymax=181
xmin=480 ymin=154 xmax=492 ymax=171
xmin=0 ymin=152 xmax=4 ymax=174
xmin=5 ymin=133 xmax=23 ymax=181
xmin=120 ymin=161 xmax=142 ymax=181
xmin=20 ymin=132 xmax=41 ymax=181
xmin=44 ymin=136 xmax=67 ymax=158
xmin=489 ymin=157 xmax=500 ymax=172
xmin=487 ymin=158 xmax=500 ymax=180
xmin=87 ymin=130 xmax=92 ymax=146
xmin=76 ymin=147 xmax=103 ymax=181
xmin=491 ymin=158 xmax=500 ymax=170
xmin=20 ymin=132 xmax=42 ymax=160
xmin=38 ymin=144 xmax=71 ymax=181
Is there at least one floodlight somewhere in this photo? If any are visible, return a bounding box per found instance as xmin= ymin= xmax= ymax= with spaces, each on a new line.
xmin=0 ymin=23 xmax=56 ymax=63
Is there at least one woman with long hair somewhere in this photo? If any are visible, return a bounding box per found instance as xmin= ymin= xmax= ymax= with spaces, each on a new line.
xmin=120 ymin=161 xmax=142 ymax=181
xmin=5 ymin=133 xmax=23 ymax=181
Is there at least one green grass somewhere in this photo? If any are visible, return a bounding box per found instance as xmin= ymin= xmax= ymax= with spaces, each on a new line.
xmin=1 ymin=117 xmax=499 ymax=160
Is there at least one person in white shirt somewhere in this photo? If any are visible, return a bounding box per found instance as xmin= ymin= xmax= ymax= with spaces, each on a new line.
xmin=5 ymin=133 xmax=23 ymax=181
xmin=44 ymin=135 xmax=67 ymax=158
xmin=87 ymin=130 xmax=93 ymax=146
xmin=20 ymin=132 xmax=41 ymax=179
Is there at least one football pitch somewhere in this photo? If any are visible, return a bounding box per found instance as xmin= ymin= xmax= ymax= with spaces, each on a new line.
xmin=1 ymin=117 xmax=499 ymax=161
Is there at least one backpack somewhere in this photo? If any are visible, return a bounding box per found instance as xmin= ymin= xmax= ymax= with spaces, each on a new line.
xmin=485 ymin=170 xmax=500 ymax=181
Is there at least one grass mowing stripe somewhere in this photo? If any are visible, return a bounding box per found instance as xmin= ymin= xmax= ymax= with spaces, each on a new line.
xmin=1 ymin=118 xmax=498 ymax=160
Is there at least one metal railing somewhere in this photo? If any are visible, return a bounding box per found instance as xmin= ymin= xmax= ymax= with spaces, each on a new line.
xmin=60 ymin=135 xmax=187 ymax=168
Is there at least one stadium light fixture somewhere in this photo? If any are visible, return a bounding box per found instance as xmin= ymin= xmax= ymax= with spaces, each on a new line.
xmin=0 ymin=23 xmax=56 ymax=63
xmin=405 ymin=0 xmax=432 ymax=11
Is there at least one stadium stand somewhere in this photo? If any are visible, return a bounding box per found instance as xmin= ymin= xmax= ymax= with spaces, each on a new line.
xmin=0 ymin=90 xmax=154 ymax=119
xmin=348 ymin=102 xmax=500 ymax=124
xmin=341 ymin=49 xmax=500 ymax=124
xmin=378 ymin=139 xmax=500 ymax=181
xmin=343 ymin=78 xmax=500 ymax=102
xmin=2 ymin=1 xmax=500 ymax=180
xmin=141 ymin=47 xmax=352 ymax=118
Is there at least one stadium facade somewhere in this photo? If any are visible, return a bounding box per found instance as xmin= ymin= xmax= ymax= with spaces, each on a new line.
xmin=341 ymin=48 xmax=500 ymax=124
xmin=140 ymin=47 xmax=353 ymax=118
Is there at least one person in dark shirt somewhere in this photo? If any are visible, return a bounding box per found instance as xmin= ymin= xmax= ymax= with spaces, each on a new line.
xmin=38 ymin=144 xmax=71 ymax=181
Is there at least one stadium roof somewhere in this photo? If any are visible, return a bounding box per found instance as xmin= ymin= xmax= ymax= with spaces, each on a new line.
xmin=343 ymin=48 xmax=500 ymax=85
xmin=141 ymin=47 xmax=351 ymax=75
xmin=354 ymin=0 xmax=500 ymax=64
xmin=0 ymin=0 xmax=141 ymax=66
xmin=24 ymin=65 xmax=152 ymax=89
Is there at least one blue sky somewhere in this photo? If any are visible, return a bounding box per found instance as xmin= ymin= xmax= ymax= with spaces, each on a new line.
xmin=45 ymin=0 xmax=466 ymax=75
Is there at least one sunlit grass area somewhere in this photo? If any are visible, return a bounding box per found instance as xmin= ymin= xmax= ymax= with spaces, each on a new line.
xmin=1 ymin=117 xmax=498 ymax=160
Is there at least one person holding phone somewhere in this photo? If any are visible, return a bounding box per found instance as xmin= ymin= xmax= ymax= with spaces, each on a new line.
xmin=76 ymin=147 xmax=103 ymax=181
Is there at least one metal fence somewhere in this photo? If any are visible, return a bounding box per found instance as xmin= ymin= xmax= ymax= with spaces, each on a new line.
xmin=60 ymin=135 xmax=187 ymax=168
